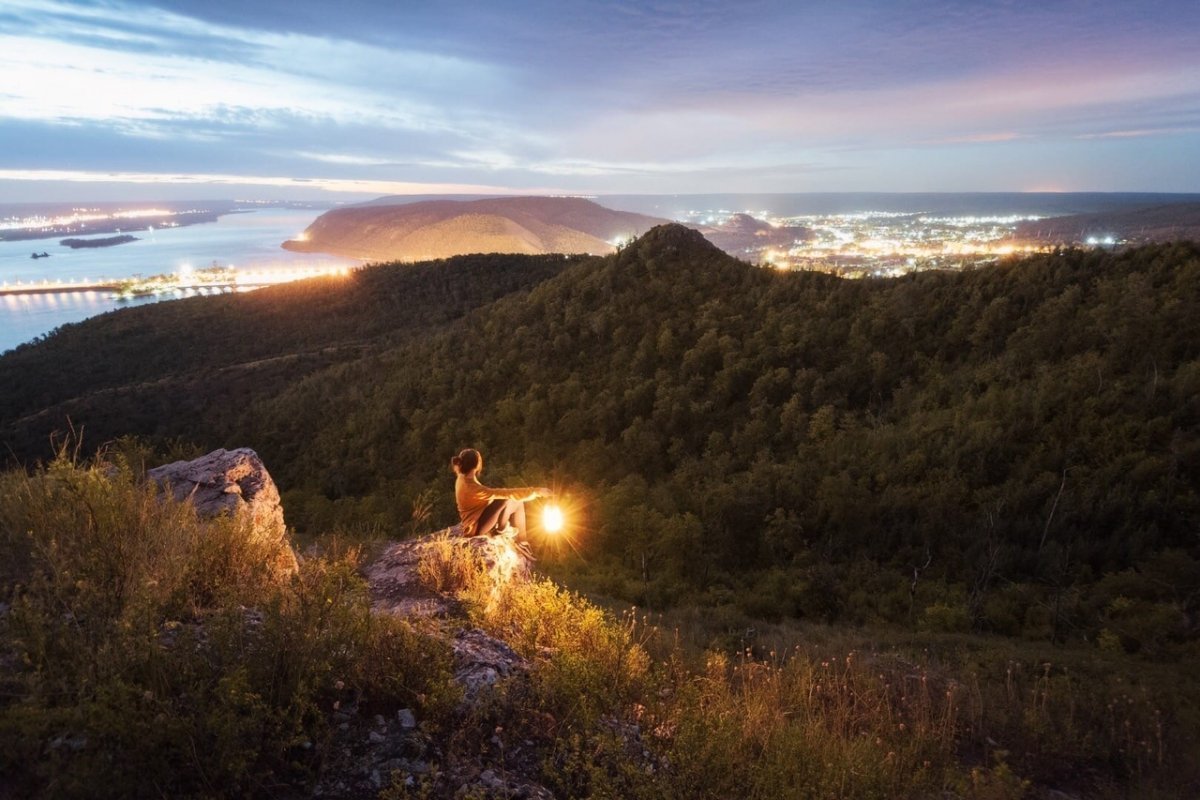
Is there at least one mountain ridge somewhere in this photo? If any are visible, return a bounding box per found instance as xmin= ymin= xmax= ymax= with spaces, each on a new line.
xmin=283 ymin=196 xmax=669 ymax=261
xmin=1012 ymin=201 xmax=1200 ymax=244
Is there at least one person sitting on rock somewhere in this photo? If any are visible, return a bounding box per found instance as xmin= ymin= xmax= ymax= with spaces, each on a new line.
xmin=450 ymin=448 xmax=551 ymax=549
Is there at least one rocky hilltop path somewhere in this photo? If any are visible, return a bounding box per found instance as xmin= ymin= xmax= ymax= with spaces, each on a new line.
xmin=148 ymin=448 xmax=560 ymax=798
xmin=314 ymin=531 xmax=557 ymax=799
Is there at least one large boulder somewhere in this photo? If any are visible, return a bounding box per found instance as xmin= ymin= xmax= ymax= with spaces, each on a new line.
xmin=147 ymin=448 xmax=298 ymax=576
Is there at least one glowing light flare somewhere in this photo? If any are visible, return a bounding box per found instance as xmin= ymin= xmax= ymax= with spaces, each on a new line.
xmin=542 ymin=505 xmax=565 ymax=534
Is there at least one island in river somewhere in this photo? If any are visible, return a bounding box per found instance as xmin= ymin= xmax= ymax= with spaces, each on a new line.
xmin=60 ymin=235 xmax=139 ymax=249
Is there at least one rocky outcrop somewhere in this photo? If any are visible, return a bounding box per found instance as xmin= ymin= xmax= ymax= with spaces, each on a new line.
xmin=365 ymin=528 xmax=536 ymax=703
xmin=142 ymin=451 xmax=548 ymax=796
xmin=365 ymin=526 xmax=531 ymax=618
xmin=147 ymin=447 xmax=299 ymax=576
xmin=450 ymin=627 xmax=528 ymax=703
xmin=308 ymin=528 xmax=552 ymax=798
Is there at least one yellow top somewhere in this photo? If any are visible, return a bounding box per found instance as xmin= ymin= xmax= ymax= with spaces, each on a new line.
xmin=455 ymin=473 xmax=539 ymax=535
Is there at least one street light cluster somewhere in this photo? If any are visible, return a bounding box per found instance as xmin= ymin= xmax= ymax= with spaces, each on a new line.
xmin=682 ymin=208 xmax=1061 ymax=277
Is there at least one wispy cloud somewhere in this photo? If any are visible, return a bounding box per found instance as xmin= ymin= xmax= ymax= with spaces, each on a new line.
xmin=1075 ymin=127 xmax=1200 ymax=140
xmin=0 ymin=168 xmax=563 ymax=196
xmin=0 ymin=0 xmax=517 ymax=139
xmin=922 ymin=133 xmax=1028 ymax=145
xmin=2 ymin=0 xmax=1199 ymax=194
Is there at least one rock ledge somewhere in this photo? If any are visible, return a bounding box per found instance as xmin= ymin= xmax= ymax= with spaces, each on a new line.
xmin=148 ymin=447 xmax=299 ymax=576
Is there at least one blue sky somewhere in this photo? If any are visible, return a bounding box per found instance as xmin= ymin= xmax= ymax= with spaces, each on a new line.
xmin=1 ymin=0 xmax=1198 ymax=200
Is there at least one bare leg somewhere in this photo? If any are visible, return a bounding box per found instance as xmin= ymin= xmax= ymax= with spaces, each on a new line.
xmin=475 ymin=498 xmax=507 ymax=536
xmin=511 ymin=501 xmax=526 ymax=541
xmin=499 ymin=498 xmax=527 ymax=541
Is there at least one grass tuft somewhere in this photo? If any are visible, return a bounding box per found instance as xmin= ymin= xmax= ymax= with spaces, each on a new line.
xmin=0 ymin=456 xmax=456 ymax=798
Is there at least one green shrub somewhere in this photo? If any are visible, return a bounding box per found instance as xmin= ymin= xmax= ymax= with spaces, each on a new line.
xmin=0 ymin=458 xmax=455 ymax=798
xmin=4 ymin=455 xmax=1195 ymax=798
xmin=922 ymin=602 xmax=972 ymax=633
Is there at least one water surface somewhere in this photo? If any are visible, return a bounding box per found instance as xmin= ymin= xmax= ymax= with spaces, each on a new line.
xmin=0 ymin=208 xmax=352 ymax=353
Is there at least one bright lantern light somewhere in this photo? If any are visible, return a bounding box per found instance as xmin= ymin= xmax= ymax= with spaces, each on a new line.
xmin=542 ymin=505 xmax=564 ymax=534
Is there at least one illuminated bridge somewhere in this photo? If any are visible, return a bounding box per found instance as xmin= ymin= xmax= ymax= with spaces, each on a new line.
xmin=0 ymin=265 xmax=354 ymax=297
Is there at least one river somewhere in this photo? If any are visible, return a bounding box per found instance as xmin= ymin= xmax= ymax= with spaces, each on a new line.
xmin=0 ymin=208 xmax=354 ymax=353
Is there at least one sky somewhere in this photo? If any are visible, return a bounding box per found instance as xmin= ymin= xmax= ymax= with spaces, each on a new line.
xmin=1 ymin=0 xmax=1199 ymax=201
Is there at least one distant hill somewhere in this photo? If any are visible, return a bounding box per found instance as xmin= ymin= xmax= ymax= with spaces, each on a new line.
xmin=282 ymin=196 xmax=668 ymax=261
xmin=1013 ymin=202 xmax=1200 ymax=245
xmin=694 ymin=213 xmax=811 ymax=259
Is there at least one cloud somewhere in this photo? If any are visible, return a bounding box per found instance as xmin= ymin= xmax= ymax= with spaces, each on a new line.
xmin=923 ymin=133 xmax=1028 ymax=145
xmin=0 ymin=1 xmax=515 ymax=137
xmin=3 ymin=0 xmax=1200 ymax=194
xmin=1075 ymin=127 xmax=1200 ymax=140
xmin=0 ymin=168 xmax=565 ymax=196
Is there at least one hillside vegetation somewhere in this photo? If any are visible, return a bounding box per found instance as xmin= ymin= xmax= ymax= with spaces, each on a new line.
xmin=2 ymin=457 xmax=1195 ymax=798
xmin=0 ymin=252 xmax=581 ymax=434
xmin=1 ymin=227 xmax=1199 ymax=656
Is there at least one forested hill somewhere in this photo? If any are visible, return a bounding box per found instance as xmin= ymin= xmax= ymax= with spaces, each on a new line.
xmin=0 ymin=252 xmax=582 ymax=434
xmin=3 ymin=226 xmax=1199 ymax=647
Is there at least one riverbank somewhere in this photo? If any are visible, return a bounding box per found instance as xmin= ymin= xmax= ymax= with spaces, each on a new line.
xmin=0 ymin=281 xmax=122 ymax=296
xmin=0 ymin=208 xmax=358 ymax=352
xmin=0 ymin=208 xmax=229 ymax=243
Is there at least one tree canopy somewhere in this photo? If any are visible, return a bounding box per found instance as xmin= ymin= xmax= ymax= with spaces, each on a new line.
xmin=3 ymin=226 xmax=1198 ymax=652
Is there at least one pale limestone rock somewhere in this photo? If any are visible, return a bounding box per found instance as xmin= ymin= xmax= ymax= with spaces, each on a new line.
xmin=327 ymin=528 xmax=552 ymax=799
xmin=364 ymin=529 xmax=534 ymax=702
xmin=148 ymin=447 xmax=298 ymax=576
xmin=364 ymin=526 xmax=531 ymax=618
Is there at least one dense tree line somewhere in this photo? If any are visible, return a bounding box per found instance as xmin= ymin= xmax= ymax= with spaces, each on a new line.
xmin=0 ymin=252 xmax=580 ymax=423
xmin=2 ymin=226 xmax=1198 ymax=654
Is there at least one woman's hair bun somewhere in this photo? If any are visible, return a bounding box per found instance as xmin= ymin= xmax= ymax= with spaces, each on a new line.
xmin=451 ymin=448 xmax=481 ymax=474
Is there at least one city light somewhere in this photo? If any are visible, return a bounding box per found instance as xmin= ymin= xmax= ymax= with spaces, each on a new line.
xmin=678 ymin=207 xmax=1058 ymax=276
xmin=0 ymin=207 xmax=180 ymax=232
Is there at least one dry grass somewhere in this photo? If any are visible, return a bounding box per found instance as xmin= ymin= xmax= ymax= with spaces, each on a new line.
xmin=4 ymin=458 xmax=1191 ymax=798
xmin=0 ymin=456 xmax=457 ymax=798
xmin=413 ymin=534 xmax=1196 ymax=798
xmin=416 ymin=531 xmax=489 ymax=595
